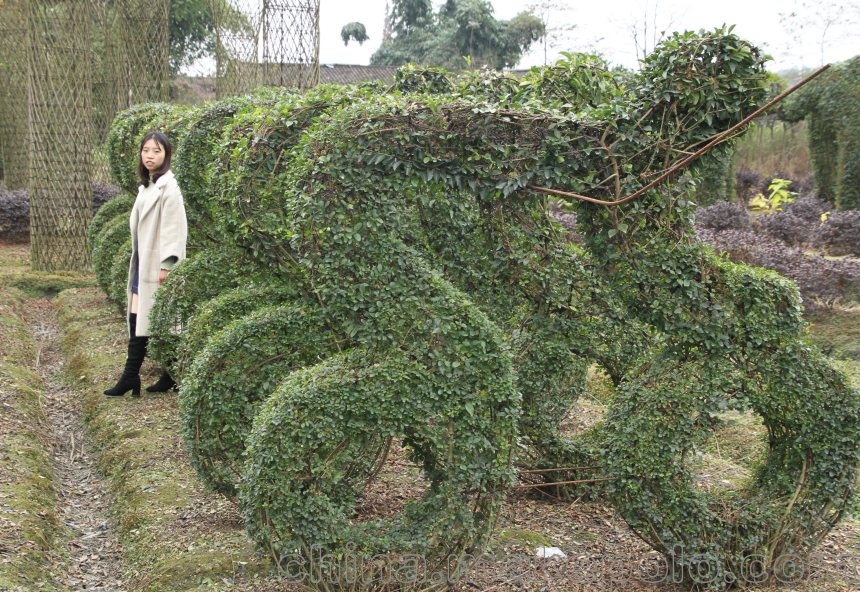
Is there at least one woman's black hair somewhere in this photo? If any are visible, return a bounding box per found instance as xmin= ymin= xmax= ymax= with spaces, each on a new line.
xmin=137 ymin=130 xmax=172 ymax=187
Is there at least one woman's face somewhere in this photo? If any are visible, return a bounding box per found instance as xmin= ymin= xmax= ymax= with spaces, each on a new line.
xmin=141 ymin=138 xmax=166 ymax=173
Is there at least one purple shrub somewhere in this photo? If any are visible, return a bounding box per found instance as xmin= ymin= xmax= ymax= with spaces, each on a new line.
xmin=695 ymin=200 xmax=749 ymax=231
xmin=0 ymin=181 xmax=122 ymax=240
xmin=753 ymin=211 xmax=810 ymax=247
xmin=783 ymin=195 xmax=829 ymax=223
xmin=697 ymin=226 xmax=860 ymax=308
xmin=0 ymin=187 xmax=29 ymax=240
xmin=735 ymin=167 xmax=762 ymax=202
xmin=814 ymin=210 xmax=860 ymax=257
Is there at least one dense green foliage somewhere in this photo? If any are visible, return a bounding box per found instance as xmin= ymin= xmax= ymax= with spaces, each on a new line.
xmin=96 ymin=27 xmax=860 ymax=586
xmin=87 ymin=193 xmax=134 ymax=253
xmin=108 ymin=238 xmax=132 ymax=308
xmin=781 ymin=56 xmax=860 ymax=210
xmin=92 ymin=216 xmax=130 ymax=302
xmin=368 ymin=0 xmax=544 ymax=71
xmin=146 ymin=247 xmax=265 ymax=375
xmin=175 ymin=283 xmax=295 ymax=378
xmin=693 ymin=148 xmax=737 ymax=206
xmin=182 ymin=303 xmax=337 ymax=499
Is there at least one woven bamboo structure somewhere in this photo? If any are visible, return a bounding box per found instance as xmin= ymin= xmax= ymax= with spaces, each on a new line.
xmin=11 ymin=0 xmax=168 ymax=270
xmin=116 ymin=0 xmax=170 ymax=107
xmin=27 ymin=0 xmax=94 ymax=270
xmin=208 ymin=0 xmax=320 ymax=99
xmin=90 ymin=0 xmax=119 ymax=183
xmin=0 ymin=0 xmax=28 ymax=190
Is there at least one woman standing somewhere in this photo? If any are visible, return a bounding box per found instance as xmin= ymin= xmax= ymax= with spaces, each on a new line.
xmin=104 ymin=130 xmax=187 ymax=397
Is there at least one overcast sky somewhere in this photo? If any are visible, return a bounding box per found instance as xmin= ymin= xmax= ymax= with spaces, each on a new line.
xmin=316 ymin=0 xmax=860 ymax=72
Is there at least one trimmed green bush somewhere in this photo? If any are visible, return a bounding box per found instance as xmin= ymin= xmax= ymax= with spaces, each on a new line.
xmin=146 ymin=247 xmax=268 ymax=376
xmin=181 ymin=304 xmax=340 ymax=499
xmin=100 ymin=27 xmax=860 ymax=584
xmin=692 ymin=148 xmax=737 ymax=206
xmin=781 ymin=56 xmax=860 ymax=210
xmin=108 ymin=238 xmax=131 ymax=313
xmin=87 ymin=193 xmax=134 ymax=254
xmin=106 ymin=103 xmax=175 ymax=194
xmin=92 ymin=216 xmax=130 ymax=299
xmin=176 ymin=282 xmax=298 ymax=379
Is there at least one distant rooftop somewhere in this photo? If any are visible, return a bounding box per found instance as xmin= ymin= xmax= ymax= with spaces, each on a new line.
xmin=319 ymin=64 xmax=400 ymax=85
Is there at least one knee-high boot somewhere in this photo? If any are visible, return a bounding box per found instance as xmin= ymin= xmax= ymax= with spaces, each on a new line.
xmin=103 ymin=313 xmax=148 ymax=398
xmin=145 ymin=368 xmax=177 ymax=393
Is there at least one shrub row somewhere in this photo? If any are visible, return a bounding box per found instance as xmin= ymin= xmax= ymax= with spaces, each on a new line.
xmin=696 ymin=196 xmax=860 ymax=259
xmin=0 ymin=182 xmax=122 ymax=240
xmin=696 ymin=226 xmax=860 ymax=307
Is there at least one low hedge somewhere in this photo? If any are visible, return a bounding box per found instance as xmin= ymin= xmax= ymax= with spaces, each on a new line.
xmin=0 ymin=183 xmax=123 ymax=241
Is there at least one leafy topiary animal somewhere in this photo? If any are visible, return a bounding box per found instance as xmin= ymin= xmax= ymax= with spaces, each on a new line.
xmin=102 ymin=27 xmax=860 ymax=587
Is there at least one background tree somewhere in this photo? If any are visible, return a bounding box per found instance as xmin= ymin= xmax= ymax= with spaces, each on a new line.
xmin=340 ymin=21 xmax=369 ymax=46
xmin=169 ymin=0 xmax=215 ymax=76
xmin=525 ymin=1 xmax=575 ymax=66
xmin=614 ymin=0 xmax=685 ymax=66
xmin=779 ymin=0 xmax=857 ymax=70
xmin=367 ymin=0 xmax=543 ymax=71
xmin=391 ymin=0 xmax=432 ymax=34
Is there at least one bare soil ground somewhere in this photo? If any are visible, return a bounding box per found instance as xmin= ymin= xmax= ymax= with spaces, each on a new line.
xmin=2 ymin=242 xmax=860 ymax=591
xmin=24 ymin=296 xmax=127 ymax=591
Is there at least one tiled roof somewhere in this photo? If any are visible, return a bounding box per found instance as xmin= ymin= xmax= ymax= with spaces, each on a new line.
xmin=318 ymin=64 xmax=400 ymax=85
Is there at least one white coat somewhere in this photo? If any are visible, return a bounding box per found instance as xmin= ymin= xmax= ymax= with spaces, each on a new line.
xmin=126 ymin=170 xmax=188 ymax=336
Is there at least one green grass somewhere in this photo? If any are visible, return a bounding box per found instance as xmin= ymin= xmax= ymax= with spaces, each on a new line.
xmin=806 ymin=308 xmax=860 ymax=361
xmin=0 ymin=244 xmax=96 ymax=297
xmin=0 ymin=287 xmax=67 ymax=591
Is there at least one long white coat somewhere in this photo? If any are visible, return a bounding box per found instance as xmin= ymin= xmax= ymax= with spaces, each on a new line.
xmin=126 ymin=170 xmax=187 ymax=336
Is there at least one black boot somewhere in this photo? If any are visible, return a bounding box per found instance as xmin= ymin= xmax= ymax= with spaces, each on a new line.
xmin=103 ymin=313 xmax=148 ymax=398
xmin=146 ymin=370 xmax=176 ymax=393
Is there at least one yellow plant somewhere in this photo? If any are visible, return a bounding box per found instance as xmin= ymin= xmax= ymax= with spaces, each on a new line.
xmin=750 ymin=178 xmax=797 ymax=212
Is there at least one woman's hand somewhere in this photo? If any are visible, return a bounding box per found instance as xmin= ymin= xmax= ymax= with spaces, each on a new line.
xmin=159 ymin=269 xmax=169 ymax=285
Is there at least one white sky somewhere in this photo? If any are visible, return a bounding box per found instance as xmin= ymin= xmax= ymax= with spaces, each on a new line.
xmin=316 ymin=0 xmax=860 ymax=72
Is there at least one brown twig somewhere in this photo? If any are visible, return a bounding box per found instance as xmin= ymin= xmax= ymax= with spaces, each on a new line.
xmin=527 ymin=63 xmax=832 ymax=206
xmin=516 ymin=466 xmax=600 ymax=475
xmin=510 ymin=477 xmax=619 ymax=489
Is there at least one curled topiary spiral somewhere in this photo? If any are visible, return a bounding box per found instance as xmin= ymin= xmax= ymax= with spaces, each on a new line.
xmin=108 ymin=238 xmax=132 ymax=313
xmin=180 ymin=303 xmax=342 ymax=499
xmin=175 ymin=282 xmax=299 ymax=379
xmin=87 ymin=193 xmax=134 ymax=254
xmin=146 ymin=247 xmax=268 ymax=377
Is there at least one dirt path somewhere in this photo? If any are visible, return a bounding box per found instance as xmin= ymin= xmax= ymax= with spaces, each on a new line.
xmin=22 ymin=297 xmax=128 ymax=592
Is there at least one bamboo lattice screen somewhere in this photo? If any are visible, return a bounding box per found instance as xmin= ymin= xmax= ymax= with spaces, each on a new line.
xmin=27 ymin=0 xmax=94 ymax=270
xmin=208 ymin=0 xmax=320 ymax=99
xmin=0 ymin=0 xmax=169 ymax=271
xmin=117 ymin=0 xmax=170 ymax=107
xmin=91 ymin=0 xmax=119 ymax=183
xmin=0 ymin=0 xmax=28 ymax=190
